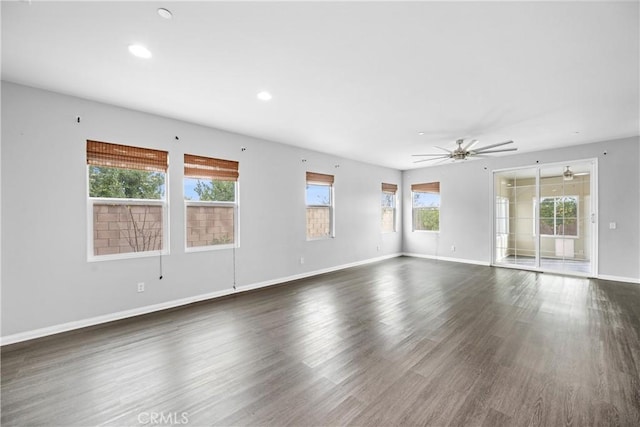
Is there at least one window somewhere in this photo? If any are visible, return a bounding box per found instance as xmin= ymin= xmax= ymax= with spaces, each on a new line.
xmin=412 ymin=182 xmax=440 ymax=231
xmin=87 ymin=140 xmax=168 ymax=260
xmin=496 ymin=196 xmax=509 ymax=235
xmin=184 ymin=154 xmax=238 ymax=250
xmin=539 ymin=196 xmax=578 ymax=237
xmin=381 ymin=183 xmax=397 ymax=232
xmin=306 ymin=172 xmax=334 ymax=239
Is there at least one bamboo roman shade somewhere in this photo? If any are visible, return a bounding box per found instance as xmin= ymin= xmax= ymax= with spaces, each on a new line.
xmin=184 ymin=154 xmax=239 ymax=181
xmin=306 ymin=172 xmax=334 ymax=185
xmin=87 ymin=140 xmax=168 ymax=172
xmin=411 ymin=182 xmax=440 ymax=193
xmin=382 ymin=183 xmax=398 ymax=193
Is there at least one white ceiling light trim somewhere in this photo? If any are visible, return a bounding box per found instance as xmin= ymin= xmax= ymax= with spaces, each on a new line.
xmin=157 ymin=8 xmax=173 ymax=19
xmin=128 ymin=44 xmax=152 ymax=59
xmin=256 ymin=91 xmax=272 ymax=101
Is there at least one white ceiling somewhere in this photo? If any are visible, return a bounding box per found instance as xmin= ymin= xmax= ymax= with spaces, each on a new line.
xmin=2 ymin=1 xmax=638 ymax=170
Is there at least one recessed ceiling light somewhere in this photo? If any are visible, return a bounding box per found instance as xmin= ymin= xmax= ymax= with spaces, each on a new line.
xmin=418 ymin=132 xmax=425 ymax=136
xmin=128 ymin=44 xmax=152 ymax=59
xmin=157 ymin=8 xmax=173 ymax=19
xmin=257 ymin=91 xmax=272 ymax=101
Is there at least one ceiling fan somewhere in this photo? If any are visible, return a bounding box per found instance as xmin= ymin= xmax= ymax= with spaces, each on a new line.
xmin=412 ymin=139 xmax=517 ymax=163
xmin=563 ymin=166 xmax=589 ymax=181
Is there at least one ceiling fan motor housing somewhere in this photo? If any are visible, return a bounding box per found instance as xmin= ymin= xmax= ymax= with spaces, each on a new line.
xmin=453 ymin=139 xmax=467 ymax=159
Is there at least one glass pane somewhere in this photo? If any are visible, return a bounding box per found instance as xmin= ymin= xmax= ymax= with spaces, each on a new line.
xmin=494 ymin=168 xmax=537 ymax=267
xmin=186 ymin=205 xmax=234 ymax=247
xmin=495 ymin=196 xmax=510 ymax=261
xmin=413 ymin=207 xmax=439 ymax=231
xmin=306 ymin=184 xmax=331 ymax=206
xmin=558 ymin=196 xmax=578 ymax=236
xmin=413 ymin=192 xmax=440 ymax=208
xmin=381 ymin=192 xmax=395 ymax=208
xmin=307 ymin=206 xmax=331 ymax=238
xmin=89 ymin=166 xmax=165 ymax=199
xmin=93 ymin=203 xmax=163 ymax=256
xmin=413 ymin=191 xmax=440 ymax=231
xmin=539 ymin=196 xmax=556 ymax=235
xmin=539 ymin=163 xmax=591 ymax=274
xmin=184 ymin=178 xmax=235 ymax=202
xmin=539 ymin=236 xmax=556 ymax=259
xmin=381 ymin=207 xmax=395 ymax=232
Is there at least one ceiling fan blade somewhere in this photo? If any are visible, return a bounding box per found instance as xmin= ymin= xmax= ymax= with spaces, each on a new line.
xmin=472 ymin=140 xmax=514 ymax=152
xmin=433 ymin=157 xmax=455 ymax=165
xmin=463 ymin=139 xmax=479 ymax=151
xmin=574 ymin=172 xmax=590 ymax=176
xmin=434 ymin=146 xmax=453 ymax=154
xmin=470 ymin=148 xmax=518 ymax=155
xmin=413 ymin=155 xmax=450 ymax=163
xmin=412 ymin=153 xmax=450 ymax=157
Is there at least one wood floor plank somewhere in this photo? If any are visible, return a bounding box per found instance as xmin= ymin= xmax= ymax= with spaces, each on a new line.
xmin=2 ymin=257 xmax=639 ymax=426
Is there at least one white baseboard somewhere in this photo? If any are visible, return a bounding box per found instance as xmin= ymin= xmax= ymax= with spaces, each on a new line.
xmin=597 ymin=274 xmax=640 ymax=285
xmin=0 ymin=288 xmax=234 ymax=347
xmin=237 ymin=253 xmax=401 ymax=293
xmin=405 ymin=252 xmax=640 ymax=285
xmin=0 ymin=253 xmax=402 ymax=346
xmin=403 ymin=252 xmax=491 ymax=267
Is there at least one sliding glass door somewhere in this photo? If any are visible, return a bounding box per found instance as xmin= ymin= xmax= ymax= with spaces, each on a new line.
xmin=495 ymin=167 xmax=538 ymax=269
xmin=494 ymin=160 xmax=596 ymax=276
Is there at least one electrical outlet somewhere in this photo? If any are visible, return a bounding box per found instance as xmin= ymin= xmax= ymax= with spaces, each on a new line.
xmin=451 ymin=245 xmax=456 ymax=252
xmin=376 ymin=245 xmax=380 ymax=251
xmin=137 ymin=282 xmax=145 ymax=293
xmin=300 ymin=257 xmax=305 ymax=265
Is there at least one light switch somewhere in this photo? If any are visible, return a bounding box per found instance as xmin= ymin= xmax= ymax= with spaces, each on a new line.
xmin=609 ymin=222 xmax=617 ymax=230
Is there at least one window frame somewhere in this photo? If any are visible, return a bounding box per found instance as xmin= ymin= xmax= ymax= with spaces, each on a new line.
xmin=86 ymin=140 xmax=169 ymax=262
xmin=411 ymin=182 xmax=441 ymax=232
xmin=183 ymin=154 xmax=239 ymax=252
xmin=306 ymin=172 xmax=335 ymax=240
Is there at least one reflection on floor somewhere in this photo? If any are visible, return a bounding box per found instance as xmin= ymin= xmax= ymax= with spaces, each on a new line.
xmin=497 ymin=255 xmax=591 ymax=274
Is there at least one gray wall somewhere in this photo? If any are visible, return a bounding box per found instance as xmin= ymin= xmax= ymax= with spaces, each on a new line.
xmin=1 ymin=82 xmax=402 ymax=338
xmin=403 ymin=136 xmax=640 ymax=281
xmin=2 ymin=81 xmax=638 ymax=341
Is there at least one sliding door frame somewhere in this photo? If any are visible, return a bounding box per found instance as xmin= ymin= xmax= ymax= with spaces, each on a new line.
xmin=492 ymin=158 xmax=598 ymax=277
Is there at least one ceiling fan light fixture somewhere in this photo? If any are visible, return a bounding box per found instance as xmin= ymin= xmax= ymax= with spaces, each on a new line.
xmin=452 ymin=139 xmax=469 ymax=160
xmin=563 ymin=166 xmax=574 ymax=181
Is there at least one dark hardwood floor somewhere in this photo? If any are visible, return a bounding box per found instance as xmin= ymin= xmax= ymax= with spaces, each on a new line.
xmin=2 ymin=257 xmax=639 ymax=426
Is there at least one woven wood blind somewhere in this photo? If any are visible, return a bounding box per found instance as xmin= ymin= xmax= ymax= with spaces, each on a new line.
xmin=87 ymin=140 xmax=168 ymax=172
xmin=306 ymin=172 xmax=334 ymax=185
xmin=411 ymin=182 xmax=440 ymax=193
xmin=382 ymin=183 xmax=398 ymax=193
xmin=184 ymin=154 xmax=239 ymax=181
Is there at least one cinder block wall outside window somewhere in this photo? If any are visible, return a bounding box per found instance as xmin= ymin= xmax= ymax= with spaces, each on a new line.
xmin=306 ymin=207 xmax=330 ymax=238
xmin=93 ymin=204 xmax=163 ymax=256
